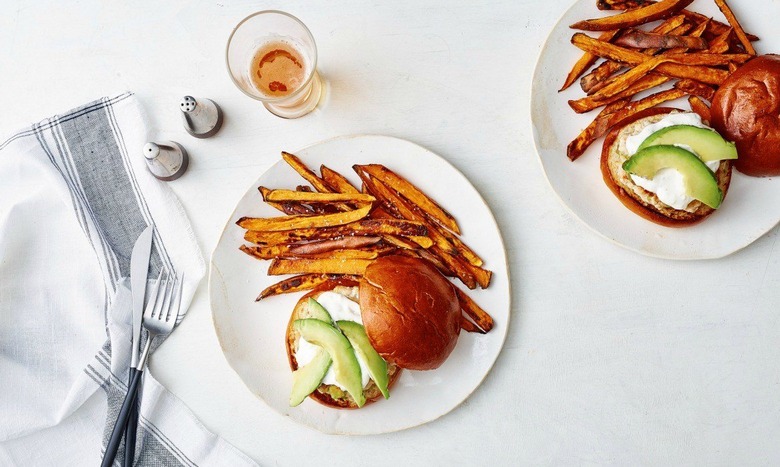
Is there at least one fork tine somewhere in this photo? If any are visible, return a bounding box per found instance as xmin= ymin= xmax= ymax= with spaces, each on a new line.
xmin=150 ymin=272 xmax=171 ymax=319
xmin=166 ymin=273 xmax=185 ymax=323
xmin=144 ymin=270 xmax=164 ymax=316
xmin=157 ymin=275 xmax=175 ymax=320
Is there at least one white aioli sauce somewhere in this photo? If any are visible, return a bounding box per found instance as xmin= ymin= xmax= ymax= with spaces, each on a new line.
xmin=624 ymin=112 xmax=720 ymax=210
xmin=295 ymin=291 xmax=371 ymax=389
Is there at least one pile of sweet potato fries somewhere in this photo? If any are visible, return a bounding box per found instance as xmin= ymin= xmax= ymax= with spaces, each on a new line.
xmin=562 ymin=0 xmax=758 ymax=161
xmin=237 ymin=152 xmax=494 ymax=333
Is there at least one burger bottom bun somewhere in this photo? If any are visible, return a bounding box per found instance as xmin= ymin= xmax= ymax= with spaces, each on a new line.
xmin=286 ymin=279 xmax=401 ymax=409
xmin=600 ymin=107 xmax=733 ymax=228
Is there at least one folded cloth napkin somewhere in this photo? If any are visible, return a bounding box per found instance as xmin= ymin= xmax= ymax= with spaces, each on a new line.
xmin=0 ymin=93 xmax=257 ymax=466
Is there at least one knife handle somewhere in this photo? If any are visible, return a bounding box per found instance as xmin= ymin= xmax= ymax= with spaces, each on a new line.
xmin=101 ymin=368 xmax=143 ymax=467
xmin=124 ymin=369 xmax=141 ymax=467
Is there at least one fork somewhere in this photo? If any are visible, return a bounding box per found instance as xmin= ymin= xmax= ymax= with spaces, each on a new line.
xmin=101 ymin=273 xmax=184 ymax=467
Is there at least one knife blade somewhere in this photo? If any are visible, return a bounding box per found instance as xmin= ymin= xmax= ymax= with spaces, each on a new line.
xmin=130 ymin=225 xmax=153 ymax=369
xmin=126 ymin=225 xmax=153 ymax=467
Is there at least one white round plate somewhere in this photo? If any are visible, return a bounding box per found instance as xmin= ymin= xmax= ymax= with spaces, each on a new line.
xmin=531 ymin=0 xmax=780 ymax=260
xmin=209 ymin=135 xmax=509 ymax=434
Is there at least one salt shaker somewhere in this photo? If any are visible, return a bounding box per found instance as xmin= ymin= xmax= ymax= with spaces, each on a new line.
xmin=180 ymin=96 xmax=223 ymax=138
xmin=143 ymin=142 xmax=189 ymax=181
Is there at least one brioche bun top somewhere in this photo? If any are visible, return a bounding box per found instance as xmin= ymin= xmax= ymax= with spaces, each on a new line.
xmin=359 ymin=255 xmax=460 ymax=370
xmin=711 ymin=54 xmax=780 ymax=177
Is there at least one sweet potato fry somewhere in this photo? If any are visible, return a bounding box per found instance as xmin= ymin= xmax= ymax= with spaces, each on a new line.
xmin=267 ymin=258 xmax=372 ymax=276
xmin=570 ymin=73 xmax=668 ymax=113
xmin=588 ymin=56 xmax=665 ymax=101
xmin=584 ymin=20 xmax=708 ymax=103
xmin=409 ymin=236 xmax=434 ymax=248
xmin=602 ymin=97 xmax=631 ymax=114
xmin=281 ymin=152 xmax=333 ymax=193
xmin=240 ymin=243 xmax=381 ymax=261
xmin=460 ymin=315 xmax=485 ymax=334
xmin=592 ymin=3 xmax=758 ymax=41
xmin=560 ymin=30 xmax=621 ymax=92
xmin=411 ymin=248 xmax=455 ymax=276
xmin=614 ymin=30 xmax=707 ymax=50
xmin=256 ymin=274 xmax=358 ymax=300
xmin=583 ymin=24 xmax=690 ymax=95
xmin=243 ymin=219 xmax=427 ymax=245
xmin=669 ymin=52 xmax=751 ymax=66
xmin=597 ymin=0 xmax=652 ymax=9
xmin=237 ymin=205 xmax=371 ymax=232
xmin=674 ymin=79 xmax=715 ymax=101
xmin=714 ymin=0 xmax=755 ymax=55
xmin=728 ymin=62 xmax=739 ymax=74
xmin=591 ymin=52 xmax=746 ymax=102
xmin=357 ymin=164 xmax=461 ymax=235
xmin=264 ymin=189 xmax=375 ymax=204
xmin=320 ymin=165 xmax=360 ymax=194
xmin=258 ymin=186 xmax=315 ymax=215
xmin=571 ymin=33 xmax=729 ymax=85
xmin=581 ymin=61 xmax=625 ymax=95
xmin=359 ymin=171 xmax=479 ymax=287
xmin=294 ymin=249 xmax=381 ymax=260
xmin=438 ymin=250 xmax=477 ymax=289
xmin=381 ymin=235 xmax=419 ymax=250
xmin=570 ymin=0 xmax=694 ymax=31
xmin=287 ymin=236 xmax=382 ymax=255
xmin=682 ymin=10 xmax=758 ymax=41
xmin=567 ymin=89 xmax=686 ymax=161
xmin=688 ymin=95 xmax=712 ymax=123
xmin=579 ymin=15 xmax=686 ymax=94
xmin=281 ymin=152 xmax=354 ymax=211
xmin=467 ymin=262 xmax=492 ymax=289
xmin=455 ymin=287 xmax=494 ymax=333
xmin=707 ymin=28 xmax=732 ymax=54
xmin=240 ymin=244 xmax=293 ymax=260
xmin=357 ymin=168 xmax=484 ymax=266
xmin=356 ymin=170 xmax=458 ymax=255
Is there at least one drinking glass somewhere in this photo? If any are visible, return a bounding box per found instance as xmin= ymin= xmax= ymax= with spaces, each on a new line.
xmin=226 ymin=11 xmax=323 ymax=118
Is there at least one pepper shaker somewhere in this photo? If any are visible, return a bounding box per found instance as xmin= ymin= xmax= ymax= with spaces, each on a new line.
xmin=143 ymin=142 xmax=189 ymax=181
xmin=180 ymin=96 xmax=223 ymax=138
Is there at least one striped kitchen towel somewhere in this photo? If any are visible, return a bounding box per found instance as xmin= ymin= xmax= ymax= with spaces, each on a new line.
xmin=0 ymin=93 xmax=257 ymax=466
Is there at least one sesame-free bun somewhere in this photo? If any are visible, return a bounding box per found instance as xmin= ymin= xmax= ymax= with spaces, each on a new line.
xmin=711 ymin=54 xmax=780 ymax=177
xmin=359 ymin=256 xmax=460 ymax=370
xmin=600 ymin=107 xmax=733 ymax=227
xmin=286 ymin=279 xmax=401 ymax=409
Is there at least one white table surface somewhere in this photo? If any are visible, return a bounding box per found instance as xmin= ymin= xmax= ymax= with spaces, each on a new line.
xmin=2 ymin=0 xmax=779 ymax=465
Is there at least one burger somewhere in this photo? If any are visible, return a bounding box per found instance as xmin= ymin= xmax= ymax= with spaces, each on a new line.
xmin=601 ymin=107 xmax=736 ymax=227
xmin=711 ymin=54 xmax=780 ymax=177
xmin=286 ymin=256 xmax=461 ymax=409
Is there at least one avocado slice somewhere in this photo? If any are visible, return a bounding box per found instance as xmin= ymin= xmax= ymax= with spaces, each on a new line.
xmin=623 ymin=145 xmax=723 ymax=209
xmin=290 ymin=349 xmax=332 ymax=406
xmin=294 ymin=318 xmax=366 ymax=407
xmin=307 ymin=298 xmax=333 ymax=323
xmin=637 ymin=125 xmax=737 ymax=162
xmin=337 ymin=320 xmax=390 ymax=399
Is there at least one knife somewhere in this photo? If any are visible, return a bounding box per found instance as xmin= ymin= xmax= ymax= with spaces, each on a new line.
xmin=126 ymin=225 xmax=153 ymax=465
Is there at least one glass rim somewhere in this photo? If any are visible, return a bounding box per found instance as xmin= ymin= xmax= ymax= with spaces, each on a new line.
xmin=225 ymin=10 xmax=319 ymax=103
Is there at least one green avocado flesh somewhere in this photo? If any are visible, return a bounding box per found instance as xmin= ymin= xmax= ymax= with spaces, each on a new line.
xmin=294 ymin=318 xmax=366 ymax=407
xmin=307 ymin=298 xmax=333 ymax=323
xmin=623 ymin=145 xmax=723 ymax=209
xmin=337 ymin=320 xmax=390 ymax=399
xmin=289 ymin=299 xmax=334 ymax=407
xmin=637 ymin=125 xmax=737 ymax=162
xmin=290 ymin=349 xmax=332 ymax=407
